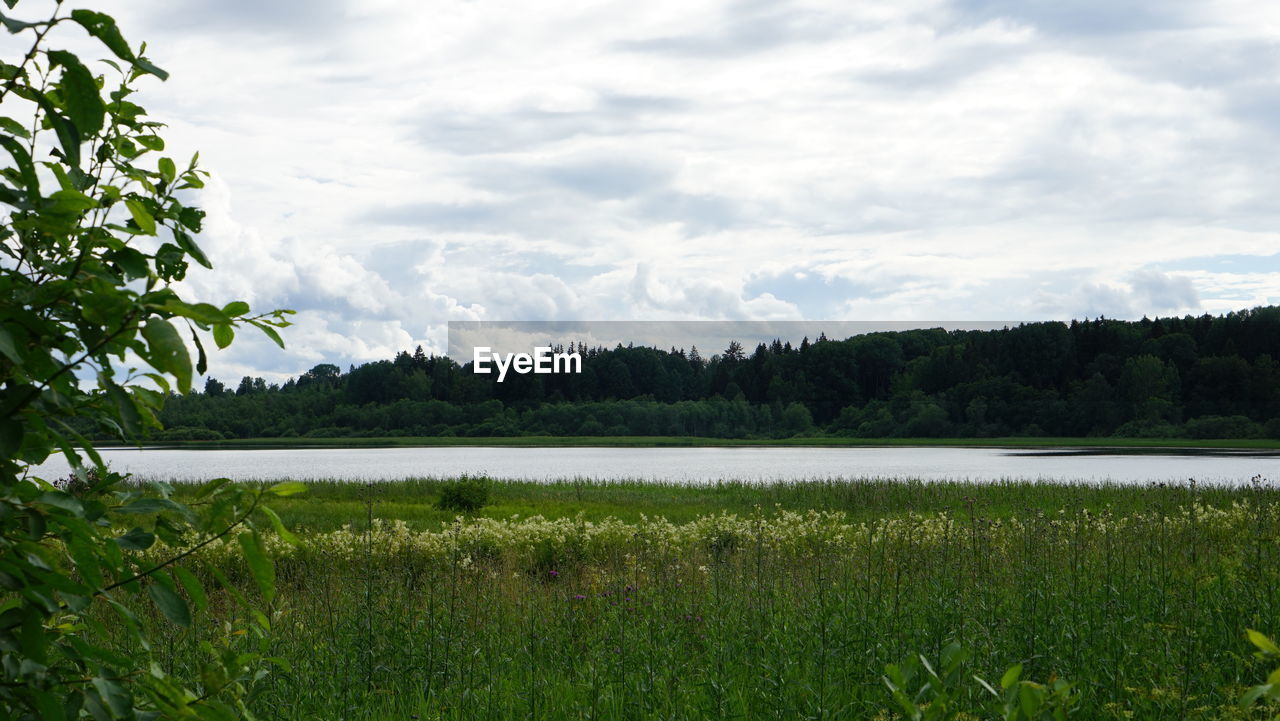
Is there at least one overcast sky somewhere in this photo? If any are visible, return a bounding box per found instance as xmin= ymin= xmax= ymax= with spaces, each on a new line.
xmin=69 ymin=1 xmax=1280 ymax=380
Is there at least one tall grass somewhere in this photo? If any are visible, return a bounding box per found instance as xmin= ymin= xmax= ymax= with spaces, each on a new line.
xmin=136 ymin=476 xmax=1280 ymax=720
xmin=247 ymin=475 xmax=1276 ymax=531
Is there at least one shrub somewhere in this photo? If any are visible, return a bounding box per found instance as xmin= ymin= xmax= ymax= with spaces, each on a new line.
xmin=156 ymin=426 xmax=226 ymax=441
xmin=437 ymin=475 xmax=492 ymax=513
xmin=1184 ymin=414 xmax=1260 ymax=439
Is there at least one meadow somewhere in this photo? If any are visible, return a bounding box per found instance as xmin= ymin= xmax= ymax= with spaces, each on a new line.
xmin=131 ymin=477 xmax=1280 ymax=720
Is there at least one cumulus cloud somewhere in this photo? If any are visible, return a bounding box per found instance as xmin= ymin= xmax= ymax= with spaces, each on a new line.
xmin=1030 ymin=270 xmax=1202 ymax=319
xmin=46 ymin=0 xmax=1280 ymax=380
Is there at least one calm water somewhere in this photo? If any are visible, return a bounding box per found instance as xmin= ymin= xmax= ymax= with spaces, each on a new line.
xmin=31 ymin=445 xmax=1280 ymax=485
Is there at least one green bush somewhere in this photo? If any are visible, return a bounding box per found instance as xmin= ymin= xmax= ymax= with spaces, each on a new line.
xmin=155 ymin=426 xmax=226 ymax=441
xmin=1184 ymin=414 xmax=1260 ymax=439
xmin=436 ymin=475 xmax=492 ymax=513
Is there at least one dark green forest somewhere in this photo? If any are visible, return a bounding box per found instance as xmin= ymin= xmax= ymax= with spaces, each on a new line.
xmin=155 ymin=307 xmax=1280 ymax=441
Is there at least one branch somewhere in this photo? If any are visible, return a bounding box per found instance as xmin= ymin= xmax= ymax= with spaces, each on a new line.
xmin=100 ymin=490 xmax=262 ymax=593
xmin=0 ymin=7 xmax=63 ymax=106
xmin=0 ymin=309 xmax=138 ymax=419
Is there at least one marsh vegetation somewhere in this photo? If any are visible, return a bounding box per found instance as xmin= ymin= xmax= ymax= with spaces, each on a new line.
xmin=116 ymin=476 xmax=1280 ymax=720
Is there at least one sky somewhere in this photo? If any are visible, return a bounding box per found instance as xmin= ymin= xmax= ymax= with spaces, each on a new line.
xmin=48 ymin=1 xmax=1280 ymax=380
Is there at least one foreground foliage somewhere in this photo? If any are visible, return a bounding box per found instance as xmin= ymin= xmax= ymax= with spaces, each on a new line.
xmin=0 ymin=2 xmax=291 ymax=718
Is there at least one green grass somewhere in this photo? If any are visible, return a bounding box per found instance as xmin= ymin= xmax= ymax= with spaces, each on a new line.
xmin=131 ymin=475 xmax=1280 ymax=720
xmin=246 ymin=476 xmax=1272 ymax=533
xmin=113 ymin=434 xmax=1280 ymax=449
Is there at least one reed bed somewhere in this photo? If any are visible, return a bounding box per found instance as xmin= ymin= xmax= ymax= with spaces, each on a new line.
xmin=133 ymin=477 xmax=1280 ymax=720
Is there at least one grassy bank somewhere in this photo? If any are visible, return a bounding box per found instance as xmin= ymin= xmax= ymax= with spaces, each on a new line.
xmin=109 ymin=434 xmax=1280 ymax=450
xmin=123 ymin=476 xmax=1280 ymax=720
xmin=245 ymin=476 xmax=1273 ymax=532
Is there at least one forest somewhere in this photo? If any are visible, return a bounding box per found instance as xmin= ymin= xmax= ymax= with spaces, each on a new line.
xmin=155 ymin=306 xmax=1280 ymax=441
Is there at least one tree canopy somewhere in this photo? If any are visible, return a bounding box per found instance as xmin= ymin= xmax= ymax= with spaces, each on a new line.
xmin=162 ymin=308 xmax=1280 ymax=441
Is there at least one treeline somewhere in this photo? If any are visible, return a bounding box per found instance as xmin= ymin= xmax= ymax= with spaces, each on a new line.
xmin=155 ymin=307 xmax=1280 ymax=440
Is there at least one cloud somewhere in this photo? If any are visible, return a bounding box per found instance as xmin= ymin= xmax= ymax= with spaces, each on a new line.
xmin=617 ymin=0 xmax=852 ymax=57
xmin=947 ymin=0 xmax=1197 ymax=35
xmin=1129 ymin=270 xmax=1200 ymax=312
xmin=62 ymin=0 xmax=1280 ymax=381
xmin=744 ymin=268 xmax=894 ymax=317
xmin=1031 ymin=271 xmax=1202 ymax=320
xmin=145 ymin=0 xmax=351 ymax=36
xmin=411 ymin=93 xmax=693 ymax=156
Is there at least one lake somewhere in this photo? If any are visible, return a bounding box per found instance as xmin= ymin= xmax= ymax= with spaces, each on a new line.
xmin=30 ymin=445 xmax=1280 ymax=485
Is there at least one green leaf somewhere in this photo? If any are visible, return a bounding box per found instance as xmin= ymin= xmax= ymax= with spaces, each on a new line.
xmin=1001 ymin=663 xmax=1022 ymax=690
xmin=173 ymin=229 xmax=211 ymax=269
xmin=47 ymin=50 xmax=106 ymax=138
xmin=0 ymin=13 xmax=40 ymax=33
xmin=91 ymin=676 xmax=132 ymax=718
xmin=975 ymin=675 xmax=1001 ymax=698
xmin=141 ymin=317 xmax=192 ymax=393
xmin=28 ymin=92 xmax=81 ymax=167
xmin=148 ymin=582 xmax=191 ymax=626
xmin=103 ymin=381 xmax=140 ymax=437
xmin=222 ymin=301 xmax=250 ymax=316
xmin=0 ymin=416 xmax=23 ymax=459
xmin=1248 ymin=629 xmax=1280 ymax=656
xmin=70 ymin=10 xmax=130 ymax=56
xmin=37 ymin=491 xmax=83 ymax=516
xmin=136 ymin=135 xmax=164 ymax=151
xmin=70 ymin=10 xmax=169 ymax=80
xmin=124 ymin=198 xmax=156 ymax=235
xmin=1241 ymin=683 xmax=1271 ymax=708
xmin=260 ymin=506 xmax=300 ymax=546
xmin=0 ymin=115 xmax=29 ymax=138
xmin=268 ymin=481 xmax=306 ymax=497
xmin=34 ymin=689 xmax=66 ymax=721
xmin=212 ymin=323 xmax=234 ymax=349
xmin=195 ymin=477 xmax=231 ymax=500
xmin=162 ymin=300 xmax=228 ymax=325
xmin=238 ymin=531 xmax=275 ymax=604
xmin=20 ymin=605 xmax=47 ymax=662
xmin=208 ymin=564 xmax=249 ymax=609
xmin=115 ymin=527 xmax=155 ymax=550
xmin=1019 ymin=683 xmax=1043 ymax=716
xmin=46 ymin=189 xmax=97 ymax=216
xmin=255 ymin=323 xmax=285 ymax=349
xmin=173 ymin=566 xmax=207 ymax=613
xmin=157 ymin=156 xmax=175 ymax=184
xmin=191 ymin=325 xmax=208 ymax=376
xmin=106 ymin=246 xmax=149 ymax=279
xmin=0 ymin=324 xmax=20 ymax=363
xmin=0 ymin=135 xmax=40 ymax=202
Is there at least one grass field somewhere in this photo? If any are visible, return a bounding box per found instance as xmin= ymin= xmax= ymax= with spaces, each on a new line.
xmin=136 ymin=476 xmax=1280 ymax=720
xmin=108 ymin=434 xmax=1280 ymax=450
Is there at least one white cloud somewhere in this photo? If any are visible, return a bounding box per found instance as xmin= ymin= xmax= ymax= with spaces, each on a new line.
xmin=28 ymin=0 xmax=1280 ymax=379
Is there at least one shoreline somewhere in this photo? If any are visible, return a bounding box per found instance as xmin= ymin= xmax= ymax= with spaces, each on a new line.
xmin=94 ymin=435 xmax=1280 ymax=451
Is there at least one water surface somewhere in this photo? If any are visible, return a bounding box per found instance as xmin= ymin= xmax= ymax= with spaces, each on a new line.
xmin=32 ymin=445 xmax=1280 ymax=485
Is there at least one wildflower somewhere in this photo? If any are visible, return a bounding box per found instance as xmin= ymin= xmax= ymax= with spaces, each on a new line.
xmin=548 ymin=569 xmax=559 ymax=577
xmin=573 ymin=594 xmax=586 ymax=600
